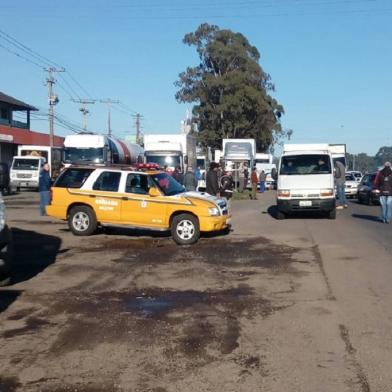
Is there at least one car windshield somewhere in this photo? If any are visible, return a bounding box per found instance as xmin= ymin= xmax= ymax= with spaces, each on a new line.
xmin=12 ymin=158 xmax=40 ymax=170
xmin=151 ymin=172 xmax=185 ymax=196
xmin=345 ymin=173 xmax=356 ymax=181
xmin=280 ymin=154 xmax=332 ymax=175
xmin=64 ymin=147 xmax=104 ymax=164
xmin=145 ymin=155 xmax=181 ymax=169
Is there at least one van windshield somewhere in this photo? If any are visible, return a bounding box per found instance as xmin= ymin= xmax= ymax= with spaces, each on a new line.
xmin=280 ymin=154 xmax=331 ymax=175
xmin=12 ymin=158 xmax=41 ymax=170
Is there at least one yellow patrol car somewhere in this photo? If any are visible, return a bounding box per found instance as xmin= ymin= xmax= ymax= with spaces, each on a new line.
xmin=46 ymin=165 xmax=231 ymax=245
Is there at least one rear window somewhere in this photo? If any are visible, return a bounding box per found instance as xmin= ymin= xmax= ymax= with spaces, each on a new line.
xmin=54 ymin=168 xmax=94 ymax=189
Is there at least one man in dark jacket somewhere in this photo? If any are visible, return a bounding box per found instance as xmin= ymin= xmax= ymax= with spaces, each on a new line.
xmin=172 ymin=166 xmax=184 ymax=185
xmin=206 ymin=163 xmax=220 ymax=197
xmin=39 ymin=163 xmax=51 ymax=216
xmin=375 ymin=161 xmax=392 ymax=223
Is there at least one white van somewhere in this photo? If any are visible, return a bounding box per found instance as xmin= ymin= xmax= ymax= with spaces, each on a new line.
xmin=274 ymin=144 xmax=336 ymax=219
xmin=10 ymin=156 xmax=46 ymax=190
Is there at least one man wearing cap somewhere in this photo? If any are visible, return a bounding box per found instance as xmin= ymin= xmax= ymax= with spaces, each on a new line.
xmin=374 ymin=161 xmax=392 ymax=223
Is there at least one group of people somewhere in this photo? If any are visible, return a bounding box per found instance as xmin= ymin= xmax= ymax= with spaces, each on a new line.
xmin=334 ymin=159 xmax=392 ymax=223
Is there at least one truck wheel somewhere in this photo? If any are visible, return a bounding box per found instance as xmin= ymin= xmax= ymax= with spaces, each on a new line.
xmin=276 ymin=210 xmax=286 ymax=220
xmin=171 ymin=213 xmax=200 ymax=245
xmin=328 ymin=208 xmax=336 ymax=220
xmin=68 ymin=206 xmax=97 ymax=236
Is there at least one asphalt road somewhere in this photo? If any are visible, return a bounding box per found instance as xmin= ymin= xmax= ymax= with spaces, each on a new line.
xmin=0 ymin=191 xmax=391 ymax=392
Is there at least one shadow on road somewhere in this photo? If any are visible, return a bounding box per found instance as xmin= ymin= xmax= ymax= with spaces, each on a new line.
xmin=0 ymin=290 xmax=22 ymax=313
xmin=10 ymin=228 xmax=62 ymax=285
xmin=267 ymin=205 xmax=326 ymax=220
xmin=352 ymin=213 xmax=380 ymax=222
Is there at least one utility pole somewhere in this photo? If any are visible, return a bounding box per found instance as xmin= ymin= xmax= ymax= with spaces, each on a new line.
xmin=45 ymin=67 xmax=64 ymax=147
xmin=100 ymin=99 xmax=119 ymax=136
xmin=71 ymin=99 xmax=96 ymax=132
xmin=133 ymin=113 xmax=143 ymax=144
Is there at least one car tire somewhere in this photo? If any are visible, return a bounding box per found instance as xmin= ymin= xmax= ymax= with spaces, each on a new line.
xmin=171 ymin=213 xmax=200 ymax=245
xmin=366 ymin=195 xmax=372 ymax=206
xmin=68 ymin=206 xmax=97 ymax=236
xmin=327 ymin=208 xmax=336 ymax=220
xmin=276 ymin=210 xmax=286 ymax=220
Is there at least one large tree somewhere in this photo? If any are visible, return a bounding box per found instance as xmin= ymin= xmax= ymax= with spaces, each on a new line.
xmin=175 ymin=23 xmax=284 ymax=151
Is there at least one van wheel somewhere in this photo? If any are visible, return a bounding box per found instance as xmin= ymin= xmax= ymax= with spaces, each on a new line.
xmin=68 ymin=206 xmax=97 ymax=236
xmin=276 ymin=210 xmax=286 ymax=220
xmin=171 ymin=213 xmax=200 ymax=245
xmin=328 ymin=208 xmax=336 ymax=220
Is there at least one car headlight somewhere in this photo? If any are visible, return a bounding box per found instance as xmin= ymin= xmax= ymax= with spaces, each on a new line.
xmin=0 ymin=199 xmax=5 ymax=231
xmin=320 ymin=188 xmax=334 ymax=197
xmin=277 ymin=190 xmax=290 ymax=198
xmin=208 ymin=207 xmax=220 ymax=216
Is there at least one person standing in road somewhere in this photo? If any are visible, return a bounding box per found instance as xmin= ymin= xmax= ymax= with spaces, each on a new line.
xmin=374 ymin=161 xmax=392 ymax=223
xmin=238 ymin=162 xmax=245 ymax=193
xmin=39 ymin=163 xmax=51 ymax=216
xmin=250 ymin=166 xmax=258 ymax=200
xmin=259 ymin=170 xmax=267 ymax=193
xmin=334 ymin=160 xmax=347 ymax=209
xmin=183 ymin=166 xmax=198 ymax=192
xmin=206 ymin=162 xmax=220 ymax=197
xmin=220 ymin=171 xmax=234 ymax=211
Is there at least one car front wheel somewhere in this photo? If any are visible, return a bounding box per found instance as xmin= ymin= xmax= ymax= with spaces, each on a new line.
xmin=171 ymin=213 xmax=200 ymax=245
xmin=68 ymin=206 xmax=97 ymax=236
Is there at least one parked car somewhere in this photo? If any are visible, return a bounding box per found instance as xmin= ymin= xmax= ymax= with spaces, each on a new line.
xmin=345 ymin=173 xmax=359 ymax=198
xmin=46 ymin=165 xmax=231 ymax=245
xmin=0 ymin=196 xmax=12 ymax=286
xmin=0 ymin=163 xmax=11 ymax=195
xmin=347 ymin=170 xmax=362 ymax=182
xmin=357 ymin=172 xmax=380 ymax=205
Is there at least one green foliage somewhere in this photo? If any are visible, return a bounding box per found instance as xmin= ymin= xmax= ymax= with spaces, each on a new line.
xmin=375 ymin=146 xmax=392 ymax=167
xmin=175 ymin=23 xmax=284 ymax=151
xmin=346 ymin=152 xmax=377 ymax=173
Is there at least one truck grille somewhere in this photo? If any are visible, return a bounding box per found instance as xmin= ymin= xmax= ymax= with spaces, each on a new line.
xmin=17 ymin=173 xmax=32 ymax=179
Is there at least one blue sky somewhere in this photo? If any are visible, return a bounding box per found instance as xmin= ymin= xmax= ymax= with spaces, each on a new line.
xmin=1 ymin=0 xmax=391 ymax=155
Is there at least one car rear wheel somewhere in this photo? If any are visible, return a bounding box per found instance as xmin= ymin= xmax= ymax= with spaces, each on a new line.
xmin=171 ymin=213 xmax=200 ymax=245
xmin=68 ymin=206 xmax=97 ymax=236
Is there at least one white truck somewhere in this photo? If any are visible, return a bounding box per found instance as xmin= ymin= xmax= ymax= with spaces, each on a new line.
xmin=143 ymin=134 xmax=197 ymax=173
xmin=10 ymin=145 xmax=63 ymax=190
xmin=63 ymin=134 xmax=144 ymax=166
xmin=222 ymin=139 xmax=256 ymax=189
xmin=274 ymin=144 xmax=336 ymax=219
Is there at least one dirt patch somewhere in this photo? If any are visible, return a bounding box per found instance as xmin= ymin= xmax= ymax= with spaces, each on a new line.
xmin=2 ymin=316 xmax=51 ymax=339
xmin=47 ymin=285 xmax=287 ymax=363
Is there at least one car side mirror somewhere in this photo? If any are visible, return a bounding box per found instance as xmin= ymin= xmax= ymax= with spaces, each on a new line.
xmin=148 ymin=187 xmax=161 ymax=197
xmin=271 ymin=167 xmax=278 ymax=180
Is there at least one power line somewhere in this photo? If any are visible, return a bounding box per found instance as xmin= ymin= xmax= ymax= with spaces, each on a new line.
xmin=0 ymin=42 xmax=44 ymax=69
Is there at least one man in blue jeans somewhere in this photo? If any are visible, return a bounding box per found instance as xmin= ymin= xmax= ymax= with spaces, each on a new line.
xmin=374 ymin=161 xmax=392 ymax=223
xmin=334 ymin=160 xmax=347 ymax=210
xmin=39 ymin=163 xmax=51 ymax=216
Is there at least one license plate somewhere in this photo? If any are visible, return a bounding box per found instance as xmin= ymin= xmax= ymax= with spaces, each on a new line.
xmin=299 ymin=200 xmax=312 ymax=207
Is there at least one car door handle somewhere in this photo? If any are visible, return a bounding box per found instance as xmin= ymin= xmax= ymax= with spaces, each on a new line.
xmin=89 ymin=194 xmax=96 ymax=198
xmin=122 ymin=197 xmax=129 ymax=201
